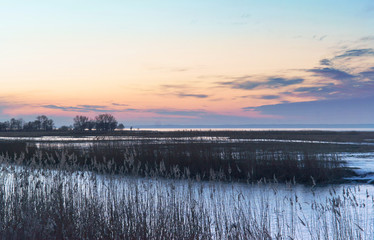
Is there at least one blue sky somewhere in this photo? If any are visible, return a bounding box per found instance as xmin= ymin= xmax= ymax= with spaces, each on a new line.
xmin=0 ymin=1 xmax=374 ymax=126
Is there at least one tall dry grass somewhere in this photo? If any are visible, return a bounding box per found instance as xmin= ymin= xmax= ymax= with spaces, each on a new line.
xmin=0 ymin=151 xmax=373 ymax=239
xmin=0 ymin=140 xmax=354 ymax=184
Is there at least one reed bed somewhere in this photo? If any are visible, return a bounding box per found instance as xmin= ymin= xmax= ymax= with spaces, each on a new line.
xmin=0 ymin=151 xmax=373 ymax=239
xmin=0 ymin=140 xmax=354 ymax=184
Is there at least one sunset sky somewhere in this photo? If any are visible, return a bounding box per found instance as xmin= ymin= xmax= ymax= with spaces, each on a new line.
xmin=1 ymin=1 xmax=374 ymax=126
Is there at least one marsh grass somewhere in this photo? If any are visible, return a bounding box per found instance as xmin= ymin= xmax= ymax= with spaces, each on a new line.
xmin=0 ymin=139 xmax=353 ymax=183
xmin=0 ymin=133 xmax=367 ymax=239
xmin=0 ymin=152 xmax=373 ymax=239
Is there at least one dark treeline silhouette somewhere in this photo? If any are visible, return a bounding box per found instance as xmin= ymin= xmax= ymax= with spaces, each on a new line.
xmin=0 ymin=114 xmax=122 ymax=132
xmin=73 ymin=114 xmax=119 ymax=131
xmin=0 ymin=115 xmax=54 ymax=131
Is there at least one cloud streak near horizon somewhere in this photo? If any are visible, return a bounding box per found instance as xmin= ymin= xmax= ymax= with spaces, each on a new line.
xmin=43 ymin=105 xmax=117 ymax=113
xmin=41 ymin=104 xmax=208 ymax=118
xmin=218 ymin=76 xmax=304 ymax=90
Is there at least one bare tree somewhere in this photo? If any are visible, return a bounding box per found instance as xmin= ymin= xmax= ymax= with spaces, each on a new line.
xmin=95 ymin=114 xmax=118 ymax=131
xmin=10 ymin=118 xmax=24 ymax=131
xmin=23 ymin=121 xmax=39 ymax=131
xmin=58 ymin=125 xmax=71 ymax=131
xmin=73 ymin=115 xmax=89 ymax=131
xmin=36 ymin=115 xmax=54 ymax=131
xmin=86 ymin=119 xmax=96 ymax=131
xmin=0 ymin=121 xmax=10 ymax=131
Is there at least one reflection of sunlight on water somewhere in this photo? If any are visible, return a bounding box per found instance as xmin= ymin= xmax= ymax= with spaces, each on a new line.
xmin=342 ymin=153 xmax=374 ymax=183
xmin=1 ymin=164 xmax=374 ymax=239
xmin=2 ymin=135 xmax=374 ymax=146
xmin=141 ymin=128 xmax=374 ymax=132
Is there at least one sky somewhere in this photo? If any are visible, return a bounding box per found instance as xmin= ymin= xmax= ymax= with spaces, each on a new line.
xmin=1 ymin=0 xmax=374 ymax=126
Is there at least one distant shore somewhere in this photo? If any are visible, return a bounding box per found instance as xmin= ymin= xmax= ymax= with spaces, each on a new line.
xmin=1 ymin=129 xmax=374 ymax=143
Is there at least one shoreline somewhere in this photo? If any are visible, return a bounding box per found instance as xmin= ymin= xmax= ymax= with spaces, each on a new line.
xmin=1 ymin=129 xmax=374 ymax=142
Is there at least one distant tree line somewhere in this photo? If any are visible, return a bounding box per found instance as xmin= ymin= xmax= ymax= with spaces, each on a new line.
xmin=0 ymin=114 xmax=125 ymax=132
xmin=73 ymin=114 xmax=124 ymax=131
xmin=0 ymin=115 xmax=54 ymax=131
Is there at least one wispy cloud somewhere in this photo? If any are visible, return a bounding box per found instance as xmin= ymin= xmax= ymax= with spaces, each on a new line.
xmin=241 ymin=106 xmax=256 ymax=111
xmin=42 ymin=104 xmax=208 ymax=118
xmin=295 ymin=46 xmax=374 ymax=99
xmin=258 ymin=95 xmax=280 ymax=100
xmin=334 ymin=48 xmax=374 ymax=59
xmin=160 ymin=84 xmax=191 ymax=91
xmin=219 ymin=77 xmax=260 ymax=90
xmin=313 ymin=35 xmax=327 ymax=41
xmin=268 ymin=77 xmax=304 ymax=86
xmin=158 ymin=84 xmax=210 ymax=99
xmin=293 ymin=85 xmax=335 ymax=94
xmin=228 ymin=45 xmax=374 ymax=108
xmin=43 ymin=104 xmax=118 ymax=113
xmin=112 ymin=103 xmax=128 ymax=107
xmin=291 ymin=86 xmax=341 ymax=99
xmin=360 ymin=67 xmax=374 ymax=79
xmin=177 ymin=93 xmax=209 ymax=98
xmin=147 ymin=109 xmax=206 ymax=116
xmin=213 ymin=44 xmax=374 ymax=109
xmin=360 ymin=36 xmax=374 ymax=41
xmin=79 ymin=105 xmax=107 ymax=109
xmin=171 ymin=68 xmax=190 ymax=72
xmin=124 ymin=108 xmax=139 ymax=112
xmin=307 ymin=68 xmax=355 ymax=81
xmin=218 ymin=76 xmax=304 ymax=90
xmin=319 ymin=59 xmax=331 ymax=66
